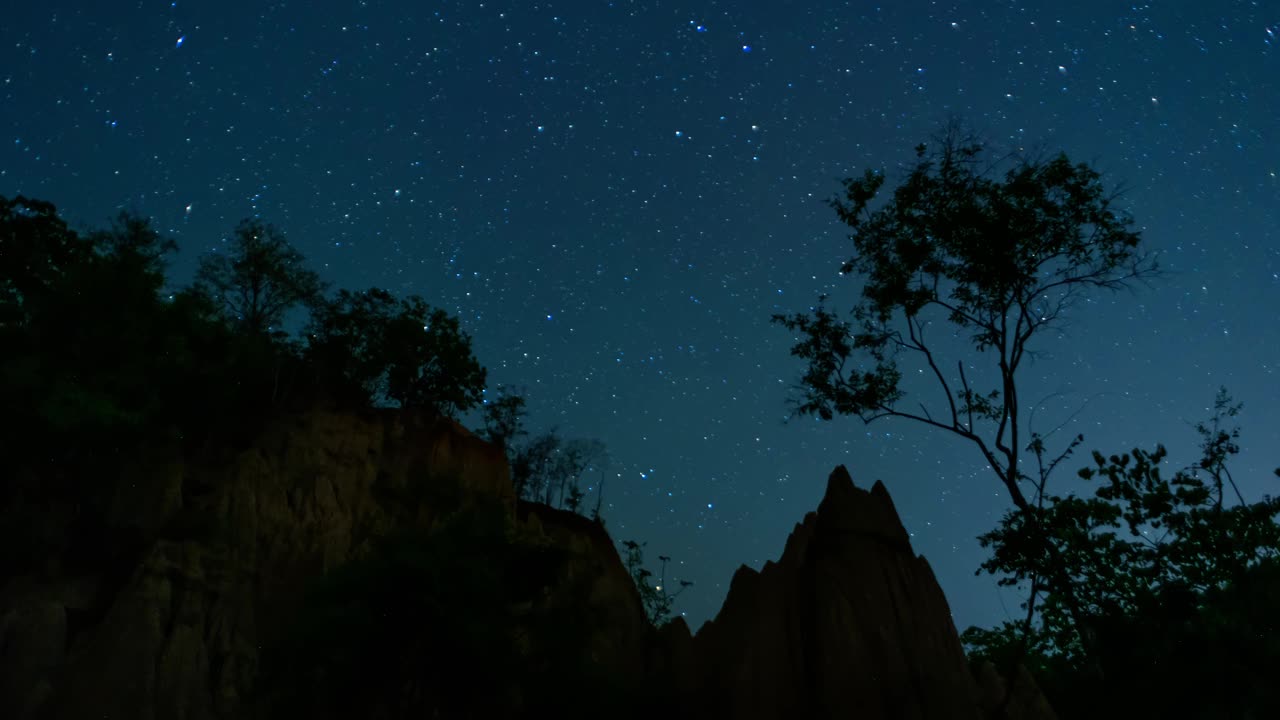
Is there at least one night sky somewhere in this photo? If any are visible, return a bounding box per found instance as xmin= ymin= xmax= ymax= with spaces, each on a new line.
xmin=4 ymin=1 xmax=1279 ymax=633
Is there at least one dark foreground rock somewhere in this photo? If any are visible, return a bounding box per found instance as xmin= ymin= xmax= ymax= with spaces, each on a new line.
xmin=677 ymin=466 xmax=992 ymax=718
xmin=0 ymin=410 xmax=1052 ymax=719
xmin=647 ymin=465 xmax=1053 ymax=720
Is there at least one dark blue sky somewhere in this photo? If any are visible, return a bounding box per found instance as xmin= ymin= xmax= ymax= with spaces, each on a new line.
xmin=5 ymin=0 xmax=1278 ymax=632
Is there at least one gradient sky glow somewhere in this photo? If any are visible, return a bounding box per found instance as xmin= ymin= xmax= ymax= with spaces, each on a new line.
xmin=4 ymin=0 xmax=1279 ymax=632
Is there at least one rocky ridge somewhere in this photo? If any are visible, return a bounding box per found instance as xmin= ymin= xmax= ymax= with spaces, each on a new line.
xmin=0 ymin=409 xmax=1053 ymax=719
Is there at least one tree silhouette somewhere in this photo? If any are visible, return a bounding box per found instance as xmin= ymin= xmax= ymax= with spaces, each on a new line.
xmin=475 ymin=387 xmax=611 ymax=511
xmin=622 ymin=540 xmax=693 ymax=627
xmin=510 ymin=430 xmax=562 ymax=502
xmin=1 ymin=195 xmax=88 ymax=330
xmin=0 ymin=200 xmax=252 ymax=579
xmin=479 ymin=384 xmax=529 ymax=451
xmin=549 ymin=438 xmax=607 ymax=509
xmin=508 ymin=431 xmax=609 ymax=510
xmin=192 ymin=218 xmax=326 ymax=336
xmin=964 ymin=389 xmax=1280 ymax=718
xmin=773 ymin=123 xmax=1159 ymax=658
xmin=307 ymin=287 xmax=486 ymax=417
xmin=0 ymin=196 xmax=513 ymax=588
xmin=87 ymin=209 xmax=178 ymax=278
xmin=0 ymin=202 xmax=189 ymax=439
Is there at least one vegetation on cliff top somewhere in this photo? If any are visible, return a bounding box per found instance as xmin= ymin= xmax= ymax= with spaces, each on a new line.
xmin=1 ymin=191 xmax=693 ymax=717
xmin=0 ymin=191 xmax=689 ymax=619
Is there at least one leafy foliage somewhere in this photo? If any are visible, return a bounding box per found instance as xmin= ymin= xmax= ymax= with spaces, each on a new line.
xmin=773 ymin=124 xmax=1157 ymax=502
xmin=1 ymin=195 xmax=89 ymax=330
xmin=306 ymin=287 xmax=487 ymax=416
xmin=964 ymin=389 xmax=1280 ymax=717
xmin=1 ymin=192 xmax=662 ymax=718
xmin=0 ymin=200 xmax=293 ymax=580
xmin=87 ymin=209 xmax=179 ymax=277
xmin=0 ymin=194 xmax=499 ymax=581
xmin=0 ymin=202 xmax=198 ymax=445
xmin=192 ymin=218 xmax=326 ymax=336
xmin=480 ymin=384 xmax=530 ymax=450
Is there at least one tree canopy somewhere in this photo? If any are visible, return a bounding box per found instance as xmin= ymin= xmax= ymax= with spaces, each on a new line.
xmin=963 ymin=389 xmax=1280 ymax=718
xmin=479 ymin=384 xmax=530 ymax=451
xmin=1 ymin=195 xmax=87 ymax=330
xmin=88 ymin=209 xmax=178 ymax=279
xmin=307 ymin=287 xmax=487 ymax=417
xmin=193 ymin=218 xmax=326 ymax=336
xmin=774 ymin=126 xmax=1157 ymax=508
xmin=0 ymin=202 xmax=189 ymax=442
xmin=0 ymin=195 xmax=504 ymax=580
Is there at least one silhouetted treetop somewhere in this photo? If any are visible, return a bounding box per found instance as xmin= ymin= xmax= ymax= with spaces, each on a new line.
xmin=1 ymin=195 xmax=88 ymax=329
xmin=837 ymin=136 xmax=1149 ymax=325
xmin=193 ymin=218 xmax=326 ymax=336
xmin=774 ymin=125 xmax=1159 ymax=505
xmin=307 ymin=287 xmax=486 ymax=418
xmin=88 ymin=209 xmax=178 ymax=280
xmin=480 ymin=385 xmax=529 ymax=451
xmin=964 ymin=389 xmax=1280 ymax=719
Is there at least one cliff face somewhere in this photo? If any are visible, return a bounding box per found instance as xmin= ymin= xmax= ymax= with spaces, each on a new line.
xmin=517 ymin=502 xmax=649 ymax=682
xmin=1 ymin=410 xmax=512 ymax=720
xmin=0 ymin=413 xmax=1052 ymax=720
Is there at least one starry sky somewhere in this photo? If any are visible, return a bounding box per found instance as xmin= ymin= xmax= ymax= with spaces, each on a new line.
xmin=4 ymin=0 xmax=1279 ymax=632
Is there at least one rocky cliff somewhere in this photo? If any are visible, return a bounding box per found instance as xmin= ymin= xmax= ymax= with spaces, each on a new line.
xmin=1 ymin=410 xmax=513 ymax=719
xmin=659 ymin=465 xmax=1055 ymax=720
xmin=0 ymin=410 xmax=1052 ymax=719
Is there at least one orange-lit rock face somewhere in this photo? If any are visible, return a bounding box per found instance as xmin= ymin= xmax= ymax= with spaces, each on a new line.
xmin=0 ymin=409 xmax=514 ymax=720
